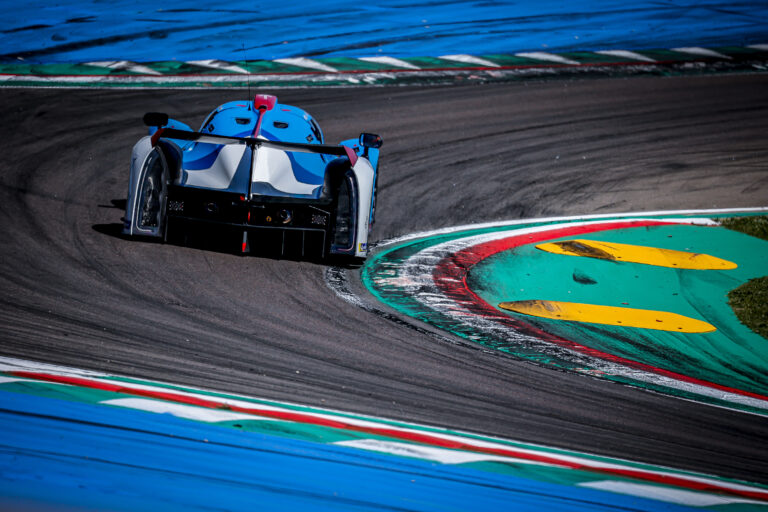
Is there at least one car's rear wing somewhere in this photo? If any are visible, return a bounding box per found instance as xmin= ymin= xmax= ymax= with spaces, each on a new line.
xmin=154 ymin=126 xmax=361 ymax=163
xmin=143 ymin=110 xmax=381 ymax=168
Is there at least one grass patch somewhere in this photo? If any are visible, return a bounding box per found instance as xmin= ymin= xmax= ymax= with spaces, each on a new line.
xmin=720 ymin=216 xmax=768 ymax=338
xmin=728 ymin=277 xmax=768 ymax=339
xmin=718 ymin=215 xmax=768 ymax=241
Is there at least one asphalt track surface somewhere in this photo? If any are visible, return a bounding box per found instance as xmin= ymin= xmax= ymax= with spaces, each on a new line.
xmin=1 ymin=74 xmax=767 ymax=484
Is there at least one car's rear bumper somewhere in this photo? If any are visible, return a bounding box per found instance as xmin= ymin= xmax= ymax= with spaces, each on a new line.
xmin=166 ymin=186 xmax=332 ymax=257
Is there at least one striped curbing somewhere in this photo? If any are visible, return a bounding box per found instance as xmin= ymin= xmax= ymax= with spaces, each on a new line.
xmin=1 ymin=355 xmax=767 ymax=510
xmin=1 ymin=45 xmax=766 ymax=88
xmin=356 ymin=209 xmax=768 ymax=416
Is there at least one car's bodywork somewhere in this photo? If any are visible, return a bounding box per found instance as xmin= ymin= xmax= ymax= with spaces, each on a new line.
xmin=123 ymin=94 xmax=382 ymax=259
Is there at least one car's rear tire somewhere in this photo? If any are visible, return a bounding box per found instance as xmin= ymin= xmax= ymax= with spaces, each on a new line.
xmin=134 ymin=147 xmax=169 ymax=238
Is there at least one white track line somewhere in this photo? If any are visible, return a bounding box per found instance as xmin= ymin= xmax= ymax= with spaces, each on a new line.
xmin=272 ymin=57 xmax=338 ymax=72
xmin=438 ymin=54 xmax=500 ymax=67
xmin=515 ymin=52 xmax=580 ymax=65
xmin=579 ymin=481 xmax=766 ymax=507
xmin=186 ymin=59 xmax=248 ymax=74
xmin=595 ymin=50 xmax=656 ymax=63
xmin=335 ymin=439 xmax=557 ymax=466
xmin=83 ymin=60 xmax=162 ymax=75
xmin=103 ymin=398 xmax=268 ymax=422
xmin=671 ymin=47 xmax=732 ymax=59
xmin=357 ymin=56 xmax=421 ymax=70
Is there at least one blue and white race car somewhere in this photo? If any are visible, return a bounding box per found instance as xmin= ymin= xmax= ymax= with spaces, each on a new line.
xmin=123 ymin=94 xmax=382 ymax=260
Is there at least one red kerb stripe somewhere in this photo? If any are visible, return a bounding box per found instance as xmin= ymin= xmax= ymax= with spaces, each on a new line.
xmin=432 ymin=220 xmax=768 ymax=403
xmin=10 ymin=370 xmax=768 ymax=501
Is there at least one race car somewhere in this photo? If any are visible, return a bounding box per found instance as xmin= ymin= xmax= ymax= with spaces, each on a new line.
xmin=123 ymin=94 xmax=382 ymax=260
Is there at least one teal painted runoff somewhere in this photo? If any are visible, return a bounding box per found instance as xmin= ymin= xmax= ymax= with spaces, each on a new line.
xmin=468 ymin=224 xmax=768 ymax=396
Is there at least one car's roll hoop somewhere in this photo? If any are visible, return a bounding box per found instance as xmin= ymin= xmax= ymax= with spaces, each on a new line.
xmin=253 ymin=94 xmax=277 ymax=112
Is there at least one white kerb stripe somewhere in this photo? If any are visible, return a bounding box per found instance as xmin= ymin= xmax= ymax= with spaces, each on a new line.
xmin=395 ymin=217 xmax=768 ymax=413
xmin=103 ymin=398 xmax=267 ymax=422
xmin=579 ymin=481 xmax=766 ymax=507
xmin=515 ymin=52 xmax=580 ymax=65
xmin=272 ymin=58 xmax=337 ymax=72
xmin=595 ymin=50 xmax=656 ymax=63
xmin=671 ymin=47 xmax=732 ymax=59
xmin=439 ymin=54 xmax=500 ymax=67
xmin=747 ymin=44 xmax=768 ymax=51
xmin=335 ymin=439 xmax=557 ymax=466
xmin=187 ymin=59 xmax=248 ymax=74
xmin=515 ymin=52 xmax=578 ymax=64
xmin=84 ymin=61 xmax=162 ymax=75
xmin=357 ymin=56 xmax=420 ymax=70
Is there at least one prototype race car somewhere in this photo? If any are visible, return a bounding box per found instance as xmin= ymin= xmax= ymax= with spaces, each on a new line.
xmin=123 ymin=94 xmax=382 ymax=260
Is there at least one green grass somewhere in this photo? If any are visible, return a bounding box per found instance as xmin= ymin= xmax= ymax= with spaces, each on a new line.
xmin=720 ymin=216 xmax=768 ymax=339
xmin=728 ymin=277 xmax=768 ymax=339
xmin=718 ymin=215 xmax=768 ymax=241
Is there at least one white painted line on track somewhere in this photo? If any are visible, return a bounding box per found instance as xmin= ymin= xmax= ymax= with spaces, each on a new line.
xmin=748 ymin=44 xmax=768 ymax=51
xmin=272 ymin=57 xmax=338 ymax=72
xmin=83 ymin=60 xmax=163 ymax=75
xmin=186 ymin=59 xmax=248 ymax=74
xmin=595 ymin=50 xmax=656 ymax=63
xmin=335 ymin=439 xmax=557 ymax=466
xmin=438 ymin=54 xmax=500 ymax=67
xmin=671 ymin=47 xmax=732 ymax=59
xmin=515 ymin=52 xmax=580 ymax=65
xmin=357 ymin=56 xmax=421 ymax=69
xmin=0 ymin=357 xmax=106 ymax=376
xmin=103 ymin=398 xmax=269 ymax=422
xmin=579 ymin=481 xmax=767 ymax=507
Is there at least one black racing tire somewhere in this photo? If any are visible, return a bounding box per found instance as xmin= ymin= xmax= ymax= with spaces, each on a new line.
xmin=135 ymin=147 xmax=169 ymax=237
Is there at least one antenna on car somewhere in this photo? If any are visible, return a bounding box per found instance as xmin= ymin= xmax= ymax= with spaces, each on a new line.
xmin=242 ymin=43 xmax=252 ymax=110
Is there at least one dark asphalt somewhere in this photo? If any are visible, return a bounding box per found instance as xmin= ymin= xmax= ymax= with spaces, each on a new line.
xmin=1 ymin=74 xmax=766 ymax=483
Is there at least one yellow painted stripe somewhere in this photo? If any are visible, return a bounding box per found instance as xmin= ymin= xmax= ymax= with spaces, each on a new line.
xmin=498 ymin=300 xmax=716 ymax=333
xmin=535 ymin=239 xmax=737 ymax=270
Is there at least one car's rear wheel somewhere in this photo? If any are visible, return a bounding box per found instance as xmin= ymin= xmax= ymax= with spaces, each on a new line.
xmin=135 ymin=148 xmax=168 ymax=237
xmin=328 ymin=169 xmax=357 ymax=257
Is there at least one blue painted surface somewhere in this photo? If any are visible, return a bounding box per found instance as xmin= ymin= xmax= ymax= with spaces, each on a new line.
xmin=1 ymin=1 xmax=766 ymax=63
xmin=162 ymin=99 xmax=331 ymax=194
xmin=0 ymin=390 xmax=694 ymax=512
